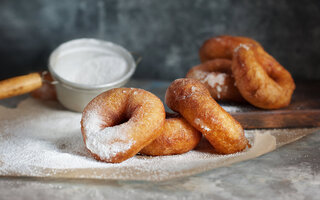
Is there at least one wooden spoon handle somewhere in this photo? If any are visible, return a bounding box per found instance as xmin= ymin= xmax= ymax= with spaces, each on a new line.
xmin=0 ymin=73 xmax=43 ymax=100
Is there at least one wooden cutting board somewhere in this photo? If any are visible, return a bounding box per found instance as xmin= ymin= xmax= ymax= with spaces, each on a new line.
xmin=227 ymin=81 xmax=320 ymax=129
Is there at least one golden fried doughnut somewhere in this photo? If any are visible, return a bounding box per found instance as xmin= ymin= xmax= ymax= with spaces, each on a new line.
xmin=140 ymin=113 xmax=202 ymax=156
xmin=232 ymin=44 xmax=295 ymax=109
xmin=199 ymin=35 xmax=261 ymax=62
xmin=31 ymin=72 xmax=57 ymax=100
xmin=165 ymin=78 xmax=248 ymax=154
xmin=186 ymin=59 xmax=244 ymax=102
xmin=81 ymin=88 xmax=165 ymax=163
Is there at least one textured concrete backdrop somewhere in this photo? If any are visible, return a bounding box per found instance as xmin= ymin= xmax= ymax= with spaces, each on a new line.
xmin=0 ymin=0 xmax=319 ymax=81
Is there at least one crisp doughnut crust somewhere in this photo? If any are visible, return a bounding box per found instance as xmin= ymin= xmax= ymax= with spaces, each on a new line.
xmin=140 ymin=113 xmax=202 ymax=156
xmin=232 ymin=44 xmax=295 ymax=109
xmin=199 ymin=35 xmax=261 ymax=62
xmin=165 ymin=78 xmax=248 ymax=154
xmin=81 ymin=88 xmax=165 ymax=163
xmin=186 ymin=59 xmax=244 ymax=102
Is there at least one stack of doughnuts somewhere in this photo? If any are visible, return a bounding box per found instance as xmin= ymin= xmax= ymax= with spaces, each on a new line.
xmin=81 ymin=35 xmax=295 ymax=163
xmin=187 ymin=35 xmax=295 ymax=109
xmin=81 ymin=79 xmax=248 ymax=163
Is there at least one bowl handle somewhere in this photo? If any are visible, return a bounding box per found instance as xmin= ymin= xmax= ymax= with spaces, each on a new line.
xmin=0 ymin=72 xmax=42 ymax=100
xmin=130 ymin=52 xmax=142 ymax=65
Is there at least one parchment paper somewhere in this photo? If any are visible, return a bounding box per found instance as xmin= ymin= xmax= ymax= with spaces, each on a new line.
xmin=0 ymin=98 xmax=318 ymax=181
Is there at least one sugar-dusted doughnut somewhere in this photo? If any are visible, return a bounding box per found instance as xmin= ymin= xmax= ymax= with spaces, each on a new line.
xmin=81 ymin=88 xmax=165 ymax=163
xmin=140 ymin=113 xmax=202 ymax=156
xmin=232 ymin=44 xmax=295 ymax=109
xmin=186 ymin=59 xmax=243 ymax=102
xmin=199 ymin=35 xmax=261 ymax=62
xmin=165 ymin=78 xmax=248 ymax=154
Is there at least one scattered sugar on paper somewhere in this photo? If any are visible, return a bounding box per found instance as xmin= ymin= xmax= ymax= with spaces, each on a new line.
xmin=220 ymin=102 xmax=255 ymax=113
xmin=0 ymin=98 xmax=281 ymax=181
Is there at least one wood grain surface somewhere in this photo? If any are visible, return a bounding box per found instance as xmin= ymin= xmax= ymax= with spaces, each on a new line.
xmin=229 ymin=81 xmax=320 ymax=129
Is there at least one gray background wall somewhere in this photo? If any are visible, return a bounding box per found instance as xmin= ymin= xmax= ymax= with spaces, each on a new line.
xmin=1 ymin=0 xmax=319 ymax=81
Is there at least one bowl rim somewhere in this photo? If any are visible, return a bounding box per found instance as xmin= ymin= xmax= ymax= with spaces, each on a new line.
xmin=48 ymin=38 xmax=136 ymax=90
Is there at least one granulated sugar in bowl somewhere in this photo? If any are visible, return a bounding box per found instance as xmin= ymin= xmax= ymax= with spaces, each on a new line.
xmin=48 ymin=38 xmax=136 ymax=112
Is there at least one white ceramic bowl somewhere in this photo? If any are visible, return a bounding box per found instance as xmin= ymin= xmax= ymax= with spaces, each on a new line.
xmin=48 ymin=38 xmax=136 ymax=112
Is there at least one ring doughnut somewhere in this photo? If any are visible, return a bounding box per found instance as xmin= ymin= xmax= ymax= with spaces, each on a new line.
xmin=140 ymin=113 xmax=202 ymax=156
xmin=186 ymin=59 xmax=244 ymax=102
xmin=232 ymin=44 xmax=295 ymax=109
xmin=81 ymin=88 xmax=165 ymax=163
xmin=165 ymin=78 xmax=248 ymax=154
xmin=199 ymin=35 xmax=261 ymax=62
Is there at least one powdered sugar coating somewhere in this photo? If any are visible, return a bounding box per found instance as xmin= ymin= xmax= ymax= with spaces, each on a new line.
xmin=81 ymin=88 xmax=165 ymax=163
xmin=193 ymin=70 xmax=227 ymax=89
xmin=191 ymin=86 xmax=197 ymax=93
xmin=192 ymin=70 xmax=227 ymax=99
xmin=186 ymin=59 xmax=244 ymax=102
xmin=194 ymin=118 xmax=211 ymax=132
xmin=205 ymin=73 xmax=227 ymax=89
xmin=82 ymin=109 xmax=134 ymax=161
xmin=234 ymin=43 xmax=251 ymax=53
xmin=165 ymin=78 xmax=248 ymax=154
